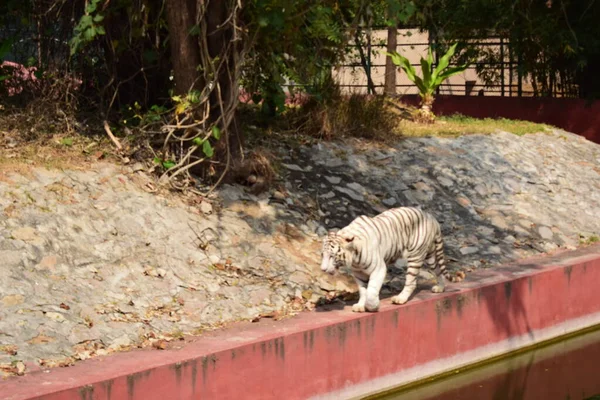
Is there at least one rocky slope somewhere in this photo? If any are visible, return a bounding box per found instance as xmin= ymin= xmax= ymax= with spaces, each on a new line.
xmin=1 ymin=128 xmax=599 ymax=374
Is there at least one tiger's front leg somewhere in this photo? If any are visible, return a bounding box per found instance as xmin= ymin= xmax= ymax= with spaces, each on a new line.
xmin=352 ymin=277 xmax=368 ymax=313
xmin=364 ymin=260 xmax=386 ymax=312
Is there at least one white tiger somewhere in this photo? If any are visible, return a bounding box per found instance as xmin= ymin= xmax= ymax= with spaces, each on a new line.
xmin=320 ymin=207 xmax=456 ymax=312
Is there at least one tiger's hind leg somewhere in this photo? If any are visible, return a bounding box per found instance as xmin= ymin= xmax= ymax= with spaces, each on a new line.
xmin=391 ymin=252 xmax=425 ymax=305
xmin=431 ymin=234 xmax=448 ymax=294
xmin=424 ymin=247 xmax=445 ymax=293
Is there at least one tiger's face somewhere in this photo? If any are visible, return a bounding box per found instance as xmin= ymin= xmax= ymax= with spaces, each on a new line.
xmin=320 ymin=231 xmax=356 ymax=275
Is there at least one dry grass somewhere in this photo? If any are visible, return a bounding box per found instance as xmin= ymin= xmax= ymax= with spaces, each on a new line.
xmin=228 ymin=147 xmax=278 ymax=194
xmin=241 ymin=93 xmax=399 ymax=142
xmin=0 ymin=134 xmax=115 ymax=178
xmin=241 ymin=96 xmax=551 ymax=146
xmin=0 ymin=98 xmax=119 ymax=176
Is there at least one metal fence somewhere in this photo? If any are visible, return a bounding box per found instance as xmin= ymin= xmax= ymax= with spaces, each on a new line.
xmin=334 ymin=29 xmax=577 ymax=98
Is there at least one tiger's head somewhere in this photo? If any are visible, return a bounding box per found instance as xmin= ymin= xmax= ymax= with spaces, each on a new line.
xmin=320 ymin=231 xmax=357 ymax=275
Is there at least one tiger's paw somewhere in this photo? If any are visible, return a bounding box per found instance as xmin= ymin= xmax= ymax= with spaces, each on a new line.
xmin=365 ymin=296 xmax=380 ymax=312
xmin=391 ymin=295 xmax=409 ymax=305
xmin=431 ymin=285 xmax=445 ymax=294
xmin=352 ymin=303 xmax=366 ymax=313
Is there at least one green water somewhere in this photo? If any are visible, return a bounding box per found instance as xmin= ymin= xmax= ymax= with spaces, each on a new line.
xmin=367 ymin=328 xmax=600 ymax=400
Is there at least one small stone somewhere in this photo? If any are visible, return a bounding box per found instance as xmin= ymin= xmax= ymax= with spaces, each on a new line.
xmin=514 ymin=226 xmax=529 ymax=236
xmin=273 ymin=191 xmax=286 ymax=201
xmin=1 ymin=294 xmax=24 ymax=307
xmin=335 ymin=278 xmax=356 ymax=293
xmin=310 ymin=293 xmax=322 ymax=303
xmin=249 ymin=288 xmax=272 ymax=305
xmin=318 ymin=278 xmax=336 ymax=292
xmin=347 ymin=182 xmax=366 ymax=194
xmin=324 ymin=158 xmax=344 ymax=168
xmin=218 ymin=185 xmax=244 ymax=203
xmin=538 ymin=226 xmax=554 ymax=240
xmin=459 ymin=247 xmax=479 ymax=255
xmin=474 ymin=184 xmax=488 ymax=197
xmin=320 ymin=191 xmax=335 ymax=199
xmin=109 ymin=334 xmax=132 ymax=350
xmin=487 ymin=246 xmax=502 ymax=254
xmin=413 ymin=182 xmax=431 ymax=192
xmin=316 ymin=225 xmax=328 ymax=237
xmin=36 ymin=255 xmax=58 ymax=271
xmin=282 ymin=164 xmax=304 ymax=172
xmin=476 ymin=226 xmax=495 ymax=236
xmin=15 ymin=361 xmax=26 ymax=376
xmin=200 ymin=201 xmax=213 ymax=215
xmin=504 ymin=179 xmax=521 ymax=193
xmin=45 ymin=312 xmax=66 ymax=323
xmin=132 ymin=163 xmax=145 ymax=172
xmin=382 ymin=197 xmax=397 ymax=206
xmin=335 ymin=187 xmax=364 ymax=202
xmin=456 ymin=196 xmax=471 ymax=207
xmin=27 ymin=334 xmax=56 ymax=344
xmin=325 ymin=176 xmax=342 ymax=184
xmin=437 ymin=177 xmax=453 ymax=187
xmin=490 ymin=216 xmax=509 ymax=230
xmin=0 ymin=250 xmax=22 ymax=266
xmin=156 ymin=268 xmax=168 ymax=278
xmin=11 ymin=227 xmax=43 ymax=244
xmin=144 ymin=266 xmax=159 ymax=277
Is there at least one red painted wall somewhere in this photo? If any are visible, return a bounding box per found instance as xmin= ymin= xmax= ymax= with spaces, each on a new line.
xmin=401 ymin=94 xmax=600 ymax=144
xmin=2 ymin=246 xmax=600 ymax=400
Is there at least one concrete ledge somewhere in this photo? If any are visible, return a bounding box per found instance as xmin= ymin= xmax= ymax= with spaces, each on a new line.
xmin=2 ymin=244 xmax=600 ymax=400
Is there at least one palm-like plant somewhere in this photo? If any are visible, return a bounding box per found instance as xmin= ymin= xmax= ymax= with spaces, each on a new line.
xmin=387 ymin=43 xmax=470 ymax=123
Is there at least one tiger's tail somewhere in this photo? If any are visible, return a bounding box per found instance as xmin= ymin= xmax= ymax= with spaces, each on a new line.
xmin=434 ymin=230 xmax=462 ymax=283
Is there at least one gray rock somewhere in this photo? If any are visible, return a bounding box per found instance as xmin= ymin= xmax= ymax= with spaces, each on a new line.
xmin=538 ymin=226 xmax=554 ymax=240
xmin=282 ymin=163 xmax=304 ymax=172
xmin=487 ymin=246 xmax=502 ymax=255
xmin=382 ymin=198 xmax=397 ymax=207
xmin=346 ymin=182 xmax=366 ymax=194
xmin=437 ymin=177 xmax=454 ymax=187
xmin=325 ymin=176 xmax=342 ymax=184
xmin=459 ymin=247 xmax=479 ymax=255
xmin=335 ymin=187 xmax=365 ymax=202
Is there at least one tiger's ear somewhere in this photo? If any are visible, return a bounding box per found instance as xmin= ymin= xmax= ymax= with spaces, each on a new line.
xmin=339 ymin=232 xmax=355 ymax=243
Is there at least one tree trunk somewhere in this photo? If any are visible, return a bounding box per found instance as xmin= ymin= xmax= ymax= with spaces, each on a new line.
xmin=165 ymin=0 xmax=202 ymax=95
xmin=164 ymin=0 xmax=243 ymax=180
xmin=417 ymin=94 xmax=435 ymax=123
xmin=384 ymin=25 xmax=398 ymax=96
xmin=354 ymin=29 xmax=377 ymax=95
xmin=205 ymin=0 xmax=243 ymax=164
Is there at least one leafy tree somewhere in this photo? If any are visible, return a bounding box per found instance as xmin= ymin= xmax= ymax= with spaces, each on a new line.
xmin=410 ymin=0 xmax=600 ymax=99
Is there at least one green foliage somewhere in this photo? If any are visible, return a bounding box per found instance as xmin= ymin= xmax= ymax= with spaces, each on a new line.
xmin=410 ymin=0 xmax=600 ymax=98
xmin=242 ymin=1 xmax=354 ymax=115
xmin=154 ymin=157 xmax=176 ymax=170
xmin=122 ymin=103 xmax=167 ymax=127
xmin=60 ymin=138 xmax=74 ymax=147
xmin=69 ymin=0 xmax=106 ymax=56
xmin=387 ymin=43 xmax=470 ymax=98
xmin=0 ymin=38 xmax=11 ymax=82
